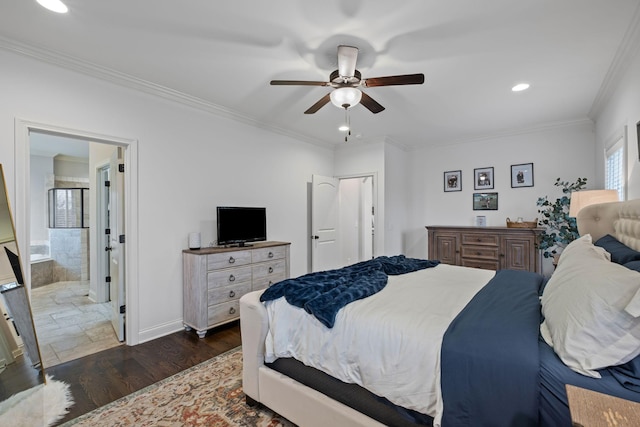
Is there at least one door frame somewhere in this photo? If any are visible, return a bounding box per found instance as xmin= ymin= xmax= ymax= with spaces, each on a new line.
xmin=14 ymin=118 xmax=140 ymax=345
xmin=95 ymin=162 xmax=111 ymax=303
xmin=336 ymin=172 xmax=378 ymax=260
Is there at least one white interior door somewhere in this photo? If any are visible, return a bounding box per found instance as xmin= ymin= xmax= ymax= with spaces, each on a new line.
xmin=311 ymin=174 xmax=340 ymax=272
xmin=109 ymin=148 xmax=125 ymax=341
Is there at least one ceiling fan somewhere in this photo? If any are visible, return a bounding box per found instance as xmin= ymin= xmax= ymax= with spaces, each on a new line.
xmin=270 ymin=45 xmax=425 ymax=114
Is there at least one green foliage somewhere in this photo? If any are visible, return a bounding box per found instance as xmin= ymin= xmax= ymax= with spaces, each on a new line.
xmin=536 ymin=177 xmax=588 ymax=258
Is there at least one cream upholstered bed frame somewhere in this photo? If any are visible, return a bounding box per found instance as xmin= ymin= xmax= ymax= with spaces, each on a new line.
xmin=576 ymin=198 xmax=640 ymax=251
xmin=240 ymin=290 xmax=386 ymax=426
xmin=239 ymin=199 xmax=640 ymax=426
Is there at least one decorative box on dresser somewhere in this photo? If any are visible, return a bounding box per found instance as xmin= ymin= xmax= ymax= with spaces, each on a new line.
xmin=183 ymin=241 xmax=290 ymax=338
xmin=426 ymin=226 xmax=542 ymax=274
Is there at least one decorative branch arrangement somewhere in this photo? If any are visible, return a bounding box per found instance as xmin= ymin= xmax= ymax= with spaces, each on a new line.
xmin=536 ymin=177 xmax=587 ymax=258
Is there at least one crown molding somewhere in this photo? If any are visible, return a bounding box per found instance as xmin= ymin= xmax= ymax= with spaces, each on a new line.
xmin=0 ymin=36 xmax=334 ymax=150
xmin=419 ymin=118 xmax=594 ymax=150
xmin=589 ymin=3 xmax=640 ymax=119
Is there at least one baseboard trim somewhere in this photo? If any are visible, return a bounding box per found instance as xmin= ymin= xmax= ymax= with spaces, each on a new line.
xmin=137 ymin=319 xmax=185 ymax=344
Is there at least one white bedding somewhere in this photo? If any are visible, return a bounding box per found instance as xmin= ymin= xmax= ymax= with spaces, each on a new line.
xmin=263 ymin=263 xmax=495 ymax=420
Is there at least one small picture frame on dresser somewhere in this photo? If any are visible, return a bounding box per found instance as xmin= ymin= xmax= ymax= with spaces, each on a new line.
xmin=444 ymin=170 xmax=462 ymax=192
xmin=473 ymin=192 xmax=498 ymax=210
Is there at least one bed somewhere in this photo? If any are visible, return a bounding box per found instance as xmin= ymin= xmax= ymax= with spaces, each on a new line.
xmin=240 ymin=198 xmax=640 ymax=426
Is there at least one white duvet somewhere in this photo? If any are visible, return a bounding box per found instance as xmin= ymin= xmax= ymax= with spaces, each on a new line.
xmin=264 ymin=263 xmax=495 ymax=422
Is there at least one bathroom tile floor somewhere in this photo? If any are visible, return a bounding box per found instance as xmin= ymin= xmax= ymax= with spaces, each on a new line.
xmin=30 ymin=280 xmax=122 ymax=368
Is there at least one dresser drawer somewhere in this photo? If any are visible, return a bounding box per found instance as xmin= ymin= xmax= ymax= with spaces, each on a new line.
xmin=207 ymin=282 xmax=252 ymax=306
xmin=253 ymin=273 xmax=286 ymax=291
xmin=207 ymin=250 xmax=251 ymax=270
xmin=461 ymin=259 xmax=500 ymax=270
xmin=207 ymin=265 xmax=252 ymax=289
xmin=207 ymin=300 xmax=240 ymax=325
xmin=252 ymin=246 xmax=286 ymax=263
xmin=461 ymin=233 xmax=499 ymax=246
xmin=460 ymin=245 xmax=499 ymax=260
xmin=253 ymin=259 xmax=286 ymax=279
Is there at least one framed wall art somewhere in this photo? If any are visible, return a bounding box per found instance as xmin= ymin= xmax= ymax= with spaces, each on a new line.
xmin=444 ymin=170 xmax=462 ymax=192
xmin=473 ymin=192 xmax=498 ymax=210
xmin=511 ymin=163 xmax=534 ymax=188
xmin=474 ymin=167 xmax=494 ymax=190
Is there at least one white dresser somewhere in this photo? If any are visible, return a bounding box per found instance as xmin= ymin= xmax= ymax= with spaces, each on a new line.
xmin=183 ymin=241 xmax=290 ymax=338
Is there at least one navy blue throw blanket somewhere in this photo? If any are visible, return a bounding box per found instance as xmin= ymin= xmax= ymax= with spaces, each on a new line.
xmin=440 ymin=270 xmax=544 ymax=427
xmin=260 ymin=255 xmax=440 ymax=328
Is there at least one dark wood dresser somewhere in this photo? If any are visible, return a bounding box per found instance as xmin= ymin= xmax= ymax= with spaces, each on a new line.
xmin=426 ymin=225 xmax=543 ymax=273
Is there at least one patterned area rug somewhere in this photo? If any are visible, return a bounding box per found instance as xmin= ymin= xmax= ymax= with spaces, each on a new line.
xmin=61 ymin=347 xmax=295 ymax=426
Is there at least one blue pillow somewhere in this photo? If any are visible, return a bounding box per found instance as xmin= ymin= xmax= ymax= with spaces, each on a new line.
xmin=609 ymin=356 xmax=640 ymax=392
xmin=594 ymin=234 xmax=640 ymax=264
xmin=624 ymin=260 xmax=640 ymax=272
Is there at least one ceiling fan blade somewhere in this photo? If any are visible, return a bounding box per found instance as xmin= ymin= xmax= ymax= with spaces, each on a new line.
xmin=360 ymin=92 xmax=385 ymax=114
xmin=337 ymin=45 xmax=358 ymax=78
xmin=363 ymin=73 xmax=425 ymax=87
xmin=270 ymin=80 xmax=330 ymax=86
xmin=304 ymin=93 xmax=332 ymax=114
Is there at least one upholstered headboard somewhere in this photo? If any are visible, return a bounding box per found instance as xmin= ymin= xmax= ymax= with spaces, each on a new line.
xmin=576 ymin=199 xmax=640 ymax=251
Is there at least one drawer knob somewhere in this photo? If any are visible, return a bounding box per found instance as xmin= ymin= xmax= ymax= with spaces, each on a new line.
xmin=228 ymin=256 xmax=235 ymax=264
xmin=477 ymin=238 xmax=482 ymax=242
xmin=268 ymin=281 xmax=273 ymax=286
xmin=229 ymin=290 xmax=236 ymax=298
xmin=268 ymin=251 xmax=274 ymax=258
xmin=229 ymin=274 xmax=235 ymax=282
xmin=268 ymin=266 xmax=274 ymax=273
xmin=229 ymin=307 xmax=236 ymax=315
xmin=476 ymin=252 xmax=481 ymax=255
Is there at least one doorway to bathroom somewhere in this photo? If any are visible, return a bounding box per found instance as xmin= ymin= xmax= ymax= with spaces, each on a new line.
xmin=27 ymin=131 xmax=124 ymax=368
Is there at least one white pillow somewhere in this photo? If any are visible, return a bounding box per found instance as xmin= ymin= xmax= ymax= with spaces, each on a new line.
xmin=540 ymin=234 xmax=640 ymax=378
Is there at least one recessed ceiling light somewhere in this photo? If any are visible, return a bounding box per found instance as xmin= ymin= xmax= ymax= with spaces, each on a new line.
xmin=512 ymin=83 xmax=530 ymax=92
xmin=37 ymin=0 xmax=69 ymax=13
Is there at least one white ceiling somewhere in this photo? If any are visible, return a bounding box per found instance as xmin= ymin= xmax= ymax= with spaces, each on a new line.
xmin=2 ymin=0 xmax=640 ymax=150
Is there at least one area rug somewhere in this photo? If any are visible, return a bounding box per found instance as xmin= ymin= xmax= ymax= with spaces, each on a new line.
xmin=0 ymin=374 xmax=74 ymax=427
xmin=61 ymin=347 xmax=295 ymax=426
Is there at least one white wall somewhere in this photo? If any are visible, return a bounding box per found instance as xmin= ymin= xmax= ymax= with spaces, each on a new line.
xmin=334 ymin=141 xmax=386 ymax=256
xmin=384 ymin=143 xmax=410 ymax=255
xmin=405 ymin=121 xmax=597 ymax=260
xmin=29 ymin=155 xmax=53 ymax=244
xmin=1 ymin=49 xmax=334 ymax=343
xmin=593 ymin=43 xmax=640 ymax=198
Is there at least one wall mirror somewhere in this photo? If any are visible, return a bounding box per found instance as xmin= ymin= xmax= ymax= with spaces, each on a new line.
xmin=0 ymin=164 xmax=45 ymax=398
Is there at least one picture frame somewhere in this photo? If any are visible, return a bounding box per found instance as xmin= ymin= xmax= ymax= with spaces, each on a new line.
xmin=443 ymin=170 xmax=462 ymax=192
xmin=474 ymin=167 xmax=494 ymax=190
xmin=473 ymin=192 xmax=498 ymax=210
xmin=511 ymin=163 xmax=534 ymax=188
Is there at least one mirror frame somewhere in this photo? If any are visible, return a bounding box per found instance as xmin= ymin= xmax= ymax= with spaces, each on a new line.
xmin=0 ymin=163 xmax=45 ymax=393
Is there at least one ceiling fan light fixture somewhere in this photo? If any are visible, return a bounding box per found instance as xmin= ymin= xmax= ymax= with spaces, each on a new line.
xmin=338 ymin=124 xmax=350 ymax=132
xmin=36 ymin=0 xmax=69 ymax=13
xmin=330 ymin=87 xmax=362 ymax=109
xmin=512 ymin=83 xmax=530 ymax=92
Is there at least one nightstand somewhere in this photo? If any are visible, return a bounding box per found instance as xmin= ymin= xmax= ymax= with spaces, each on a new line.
xmin=566 ymin=384 xmax=640 ymax=426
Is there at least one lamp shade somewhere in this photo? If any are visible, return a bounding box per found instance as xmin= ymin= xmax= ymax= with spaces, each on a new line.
xmin=569 ymin=189 xmax=619 ymax=217
xmin=330 ymin=87 xmax=362 ymax=109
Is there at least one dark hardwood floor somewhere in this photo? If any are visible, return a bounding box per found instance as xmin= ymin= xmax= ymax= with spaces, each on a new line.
xmin=1 ymin=321 xmax=241 ymax=425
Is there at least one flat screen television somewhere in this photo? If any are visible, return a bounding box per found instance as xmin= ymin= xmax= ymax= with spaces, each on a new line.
xmin=216 ymin=206 xmax=267 ymax=246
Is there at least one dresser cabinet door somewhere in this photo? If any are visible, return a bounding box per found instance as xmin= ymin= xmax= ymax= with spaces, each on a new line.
xmin=501 ymin=236 xmax=534 ymax=271
xmin=432 ymin=233 xmax=459 ymax=264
